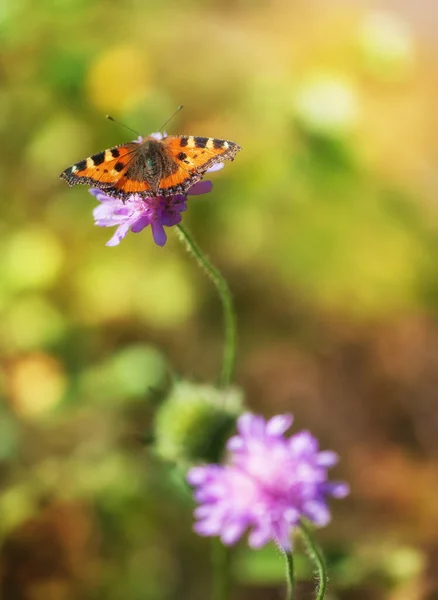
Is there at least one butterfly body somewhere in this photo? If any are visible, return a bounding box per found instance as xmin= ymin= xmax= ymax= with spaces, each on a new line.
xmin=60 ymin=135 xmax=241 ymax=199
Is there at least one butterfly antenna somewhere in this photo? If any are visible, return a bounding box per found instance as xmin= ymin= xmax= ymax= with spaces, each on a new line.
xmin=106 ymin=115 xmax=141 ymax=138
xmin=159 ymin=105 xmax=183 ymax=133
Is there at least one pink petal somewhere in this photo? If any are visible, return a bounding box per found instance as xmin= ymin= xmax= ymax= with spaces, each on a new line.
xmin=106 ymin=221 xmax=132 ymax=246
xmin=131 ymin=215 xmax=151 ymax=233
xmin=266 ymin=414 xmax=293 ymax=437
xmin=206 ymin=163 xmax=224 ymax=173
xmin=227 ymin=435 xmax=245 ymax=452
xmin=188 ymin=181 xmax=213 ymax=195
xmin=327 ymin=482 xmax=350 ymax=498
xmin=248 ymin=524 xmax=272 ymax=548
xmin=187 ymin=467 xmax=209 ymax=485
xmin=317 ymin=451 xmax=338 ymax=468
xmin=288 ymin=431 xmax=318 ymax=455
xmin=151 ymin=221 xmax=167 ymax=246
xmin=221 ymin=521 xmax=246 ymax=545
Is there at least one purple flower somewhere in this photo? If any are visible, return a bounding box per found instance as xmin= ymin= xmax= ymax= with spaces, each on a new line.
xmin=187 ymin=413 xmax=349 ymax=550
xmin=91 ymin=179 xmax=215 ymax=248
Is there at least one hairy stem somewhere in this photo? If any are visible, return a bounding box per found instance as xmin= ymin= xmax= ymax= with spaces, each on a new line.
xmin=284 ymin=550 xmax=295 ymax=600
xmin=299 ymin=520 xmax=328 ymax=600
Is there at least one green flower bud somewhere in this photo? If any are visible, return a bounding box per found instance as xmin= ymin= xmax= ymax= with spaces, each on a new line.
xmin=153 ymin=381 xmax=243 ymax=466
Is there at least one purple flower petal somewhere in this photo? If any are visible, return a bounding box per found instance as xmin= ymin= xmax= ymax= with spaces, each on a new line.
xmin=130 ymin=215 xmax=151 ymax=233
xmin=325 ymin=481 xmax=350 ymax=498
xmin=206 ymin=162 xmax=224 ymax=173
xmin=266 ymin=414 xmax=293 ymax=437
xmin=194 ymin=519 xmax=219 ymax=536
xmin=188 ymin=181 xmax=213 ymax=195
xmin=303 ymin=501 xmax=331 ymax=526
xmin=151 ymin=221 xmax=167 ymax=246
xmin=221 ymin=521 xmax=246 ymax=545
xmin=248 ymin=523 xmax=272 ymax=548
xmin=289 ymin=431 xmax=319 ymax=455
xmin=237 ymin=413 xmax=265 ymax=439
xmin=317 ymin=451 xmax=339 ymax=467
xmin=273 ymin=522 xmax=293 ymax=552
xmin=150 ymin=132 xmax=165 ymax=140
xmin=89 ymin=188 xmax=114 ymax=203
xmin=187 ymin=466 xmax=212 ymax=485
xmin=226 ymin=436 xmax=245 ymax=452
xmin=106 ymin=221 xmax=132 ymax=246
xmin=194 ymin=505 xmax=214 ymax=519
xmin=93 ymin=206 xmax=120 ymax=226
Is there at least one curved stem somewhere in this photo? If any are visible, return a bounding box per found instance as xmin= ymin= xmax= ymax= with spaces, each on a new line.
xmin=176 ymin=223 xmax=236 ymax=388
xmin=299 ymin=520 xmax=328 ymax=600
xmin=284 ymin=551 xmax=295 ymax=600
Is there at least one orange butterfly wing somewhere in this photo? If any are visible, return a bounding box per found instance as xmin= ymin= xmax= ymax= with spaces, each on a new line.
xmin=60 ymin=143 xmax=151 ymax=195
xmin=157 ymin=136 xmax=241 ymax=195
xmin=60 ymin=135 xmax=241 ymax=199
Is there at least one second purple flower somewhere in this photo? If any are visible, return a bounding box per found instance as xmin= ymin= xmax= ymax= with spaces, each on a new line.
xmin=187 ymin=412 xmax=349 ymax=551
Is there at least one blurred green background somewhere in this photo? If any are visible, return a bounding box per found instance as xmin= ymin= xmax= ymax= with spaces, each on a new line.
xmin=1 ymin=0 xmax=438 ymax=598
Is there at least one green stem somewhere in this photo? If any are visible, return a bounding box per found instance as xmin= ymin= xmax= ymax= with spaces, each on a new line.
xmin=176 ymin=223 xmax=236 ymax=388
xmin=212 ymin=540 xmax=231 ymax=600
xmin=299 ymin=521 xmax=328 ymax=600
xmin=284 ymin=551 xmax=295 ymax=600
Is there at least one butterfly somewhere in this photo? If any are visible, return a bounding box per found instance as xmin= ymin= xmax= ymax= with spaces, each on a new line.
xmin=60 ymin=134 xmax=241 ymax=200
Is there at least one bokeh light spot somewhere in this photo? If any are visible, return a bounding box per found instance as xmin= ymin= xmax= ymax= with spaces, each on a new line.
xmin=3 ymin=227 xmax=64 ymax=292
xmin=86 ymin=45 xmax=150 ymax=113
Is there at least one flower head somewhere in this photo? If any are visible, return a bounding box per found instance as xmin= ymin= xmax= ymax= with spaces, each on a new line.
xmin=187 ymin=412 xmax=349 ymax=550
xmin=91 ymin=179 xmax=214 ymax=247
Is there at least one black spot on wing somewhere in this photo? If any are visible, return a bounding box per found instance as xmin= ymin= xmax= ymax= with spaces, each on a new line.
xmin=91 ymin=151 xmax=105 ymax=166
xmin=111 ymin=148 xmax=120 ymax=158
xmin=180 ymin=137 xmax=188 ymax=147
xmin=177 ymin=152 xmax=187 ymax=161
xmin=194 ymin=137 xmax=208 ymax=148
xmin=75 ymin=160 xmax=87 ymax=172
xmin=114 ymin=162 xmax=125 ymax=172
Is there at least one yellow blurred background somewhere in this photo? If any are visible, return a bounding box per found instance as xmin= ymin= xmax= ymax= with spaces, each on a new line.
xmin=1 ymin=0 xmax=438 ymax=598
